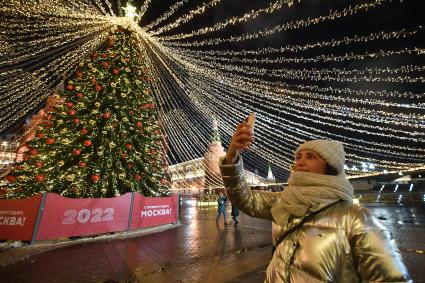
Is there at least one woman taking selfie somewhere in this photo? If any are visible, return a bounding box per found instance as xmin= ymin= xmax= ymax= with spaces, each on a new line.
xmin=219 ymin=120 xmax=411 ymax=282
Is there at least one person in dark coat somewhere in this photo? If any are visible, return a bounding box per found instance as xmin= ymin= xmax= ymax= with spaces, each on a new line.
xmin=231 ymin=205 xmax=239 ymax=224
xmin=216 ymin=192 xmax=227 ymax=224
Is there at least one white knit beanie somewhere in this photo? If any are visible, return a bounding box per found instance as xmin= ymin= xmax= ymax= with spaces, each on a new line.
xmin=295 ymin=140 xmax=345 ymax=174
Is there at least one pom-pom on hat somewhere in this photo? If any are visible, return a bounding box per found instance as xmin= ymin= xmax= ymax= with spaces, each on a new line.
xmin=295 ymin=140 xmax=345 ymax=174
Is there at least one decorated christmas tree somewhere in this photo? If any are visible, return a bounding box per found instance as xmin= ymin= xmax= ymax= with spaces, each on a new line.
xmin=3 ymin=28 xmax=170 ymax=199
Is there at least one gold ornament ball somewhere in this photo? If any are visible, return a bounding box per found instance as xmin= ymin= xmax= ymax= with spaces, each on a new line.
xmin=66 ymin=175 xmax=75 ymax=181
xmin=109 ymin=142 xmax=116 ymax=148
xmin=89 ymin=120 xmax=96 ymax=125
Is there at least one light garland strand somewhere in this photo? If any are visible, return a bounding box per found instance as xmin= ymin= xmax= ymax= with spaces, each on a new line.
xmin=148 ymin=0 xmax=221 ymax=36
xmin=158 ymin=0 xmax=387 ymax=45
xmin=166 ymin=26 xmax=425 ymax=55
xmin=158 ymin=0 xmax=298 ymax=40
xmin=142 ymin=0 xmax=190 ymax=31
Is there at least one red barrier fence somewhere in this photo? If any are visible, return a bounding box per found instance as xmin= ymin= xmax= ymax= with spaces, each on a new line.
xmin=0 ymin=194 xmax=43 ymax=241
xmin=0 ymin=193 xmax=178 ymax=243
xmin=131 ymin=194 xmax=179 ymax=229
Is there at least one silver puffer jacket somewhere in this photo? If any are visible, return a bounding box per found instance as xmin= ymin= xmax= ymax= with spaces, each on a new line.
xmin=220 ymin=157 xmax=411 ymax=283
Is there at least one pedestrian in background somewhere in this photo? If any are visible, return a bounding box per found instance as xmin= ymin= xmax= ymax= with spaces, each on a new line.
xmin=219 ymin=119 xmax=411 ymax=282
xmin=231 ymin=205 xmax=239 ymax=224
xmin=216 ymin=192 xmax=227 ymax=225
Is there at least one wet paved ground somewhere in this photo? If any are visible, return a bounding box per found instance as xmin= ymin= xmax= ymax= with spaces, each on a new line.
xmin=0 ymin=197 xmax=424 ymax=283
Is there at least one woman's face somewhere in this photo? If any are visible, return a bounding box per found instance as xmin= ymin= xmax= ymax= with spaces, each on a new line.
xmin=294 ymin=150 xmax=327 ymax=174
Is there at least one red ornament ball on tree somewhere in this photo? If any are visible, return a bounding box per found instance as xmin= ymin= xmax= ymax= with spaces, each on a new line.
xmin=29 ymin=149 xmax=38 ymax=156
xmin=91 ymin=174 xmax=101 ymax=183
xmin=76 ymin=71 xmax=84 ymax=78
xmin=101 ymin=61 xmax=110 ymax=68
xmin=79 ymin=162 xmax=86 ymax=168
xmin=73 ymin=149 xmax=81 ymax=155
xmin=142 ymin=103 xmax=155 ymax=109
xmin=91 ymin=52 xmax=98 ymax=59
xmin=46 ymin=138 xmax=55 ymax=145
xmin=81 ymin=128 xmax=88 ymax=135
xmin=68 ymin=109 xmax=76 ymax=116
xmin=66 ymin=84 xmax=75 ymax=91
xmin=136 ymin=121 xmax=143 ymax=128
xmin=37 ymin=133 xmax=45 ymax=139
xmin=73 ymin=118 xmax=80 ymax=124
xmin=35 ymin=161 xmax=44 ymax=168
xmin=6 ymin=175 xmax=16 ymax=183
xmin=101 ymin=53 xmax=107 ymax=58
xmin=66 ymin=102 xmax=74 ymax=107
xmin=90 ymin=78 xmax=96 ymax=85
xmin=134 ymin=174 xmax=142 ymax=181
xmin=76 ymin=92 xmax=84 ymax=99
xmin=102 ymin=112 xmax=111 ymax=119
xmin=83 ymin=140 xmax=92 ymax=147
xmin=95 ymin=85 xmax=102 ymax=92
xmin=125 ymin=143 xmax=133 ymax=150
xmin=35 ymin=174 xmax=45 ymax=183
xmin=112 ymin=69 xmax=120 ymax=75
xmin=45 ymin=121 xmax=53 ymax=127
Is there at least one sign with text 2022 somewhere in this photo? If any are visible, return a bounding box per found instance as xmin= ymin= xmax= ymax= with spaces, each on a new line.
xmin=36 ymin=193 xmax=132 ymax=240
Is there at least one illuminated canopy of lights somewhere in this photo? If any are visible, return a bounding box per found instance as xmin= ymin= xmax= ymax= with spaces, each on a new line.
xmin=0 ymin=0 xmax=424 ymax=181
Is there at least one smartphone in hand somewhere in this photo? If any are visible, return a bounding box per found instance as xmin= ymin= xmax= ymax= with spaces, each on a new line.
xmin=246 ymin=112 xmax=256 ymax=129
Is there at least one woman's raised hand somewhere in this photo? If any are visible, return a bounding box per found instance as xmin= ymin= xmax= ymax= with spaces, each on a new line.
xmin=225 ymin=122 xmax=254 ymax=164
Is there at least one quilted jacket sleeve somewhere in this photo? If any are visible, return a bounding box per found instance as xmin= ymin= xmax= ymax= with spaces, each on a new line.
xmin=350 ymin=206 xmax=412 ymax=282
xmin=219 ymin=156 xmax=277 ymax=220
